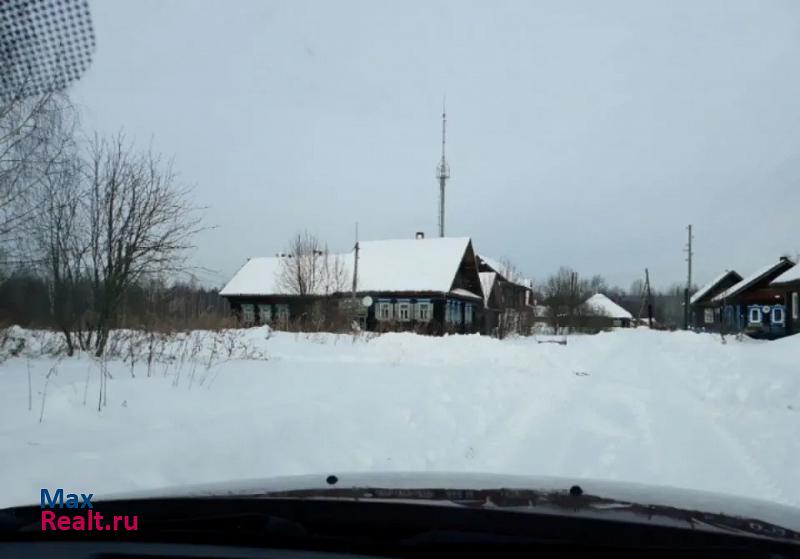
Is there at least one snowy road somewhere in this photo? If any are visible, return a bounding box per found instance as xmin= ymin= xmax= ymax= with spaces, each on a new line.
xmin=0 ymin=328 xmax=798 ymax=509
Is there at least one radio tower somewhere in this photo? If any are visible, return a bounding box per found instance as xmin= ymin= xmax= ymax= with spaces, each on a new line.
xmin=436 ymin=100 xmax=450 ymax=237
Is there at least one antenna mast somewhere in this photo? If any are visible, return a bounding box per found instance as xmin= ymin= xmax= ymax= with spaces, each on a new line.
xmin=436 ymin=99 xmax=450 ymax=237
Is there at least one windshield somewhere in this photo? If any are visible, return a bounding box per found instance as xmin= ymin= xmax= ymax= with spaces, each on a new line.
xmin=0 ymin=0 xmax=798 ymax=523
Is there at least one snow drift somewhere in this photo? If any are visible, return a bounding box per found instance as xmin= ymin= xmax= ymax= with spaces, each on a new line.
xmin=0 ymin=327 xmax=798 ymax=509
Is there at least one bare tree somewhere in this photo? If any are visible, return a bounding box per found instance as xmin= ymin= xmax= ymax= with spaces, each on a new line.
xmin=497 ymin=258 xmax=525 ymax=284
xmin=543 ymin=266 xmax=595 ymax=331
xmin=77 ymin=134 xmax=204 ymax=355
xmin=0 ymin=91 xmax=72 ymax=256
xmin=277 ymin=231 xmax=349 ymax=296
xmin=25 ymin=132 xmax=203 ymax=355
xmin=26 ymin=150 xmax=85 ymax=354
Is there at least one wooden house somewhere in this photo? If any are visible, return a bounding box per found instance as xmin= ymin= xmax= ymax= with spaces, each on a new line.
xmin=477 ymin=255 xmax=533 ymax=335
xmin=769 ymin=264 xmax=800 ymax=337
xmin=220 ymin=236 xmax=485 ymax=335
xmin=708 ymin=257 xmax=796 ymax=339
xmin=689 ymin=270 xmax=743 ymax=331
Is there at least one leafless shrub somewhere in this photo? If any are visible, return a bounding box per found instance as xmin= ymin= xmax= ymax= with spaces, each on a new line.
xmin=277 ymin=231 xmax=350 ymax=296
xmin=38 ymin=360 xmax=61 ymax=423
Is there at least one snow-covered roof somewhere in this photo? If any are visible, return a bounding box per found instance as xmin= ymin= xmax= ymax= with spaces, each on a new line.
xmin=221 ymin=237 xmax=475 ymax=297
xmin=712 ymin=258 xmax=795 ymax=302
xmin=477 ymin=254 xmax=504 ymax=275
xmin=690 ymin=270 xmax=742 ymax=304
xmin=449 ymin=288 xmax=483 ymax=301
xmin=585 ymin=293 xmax=633 ymax=319
xmin=477 ymin=254 xmax=533 ymax=290
xmin=219 ymin=256 xmax=286 ymax=296
xmin=352 ymin=237 xmax=471 ymax=293
xmin=479 ymin=272 xmax=497 ymax=306
xmin=770 ymin=262 xmax=800 ymax=285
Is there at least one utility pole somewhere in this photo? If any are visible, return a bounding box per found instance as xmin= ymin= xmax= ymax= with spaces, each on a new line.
xmin=436 ymin=99 xmax=450 ymax=237
xmin=645 ymin=268 xmax=653 ymax=328
xmin=351 ymin=222 xmax=359 ymax=301
xmin=683 ymin=224 xmax=693 ymax=330
xmin=636 ymin=269 xmax=654 ymax=328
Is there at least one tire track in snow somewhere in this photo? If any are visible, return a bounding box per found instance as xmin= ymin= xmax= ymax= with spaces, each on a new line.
xmin=468 ymin=360 xmax=584 ymax=473
xmin=653 ymin=347 xmax=790 ymax=506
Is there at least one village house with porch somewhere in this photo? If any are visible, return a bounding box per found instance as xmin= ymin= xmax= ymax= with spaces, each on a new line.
xmin=220 ymin=235 xmax=486 ymax=335
xmin=691 ymin=257 xmax=796 ymax=339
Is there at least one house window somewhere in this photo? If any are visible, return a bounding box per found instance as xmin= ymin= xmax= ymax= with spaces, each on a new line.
xmin=275 ymin=304 xmax=289 ymax=325
xmin=377 ymin=301 xmax=393 ymax=321
xmin=453 ymin=301 xmax=463 ymax=324
xmin=397 ymin=301 xmax=411 ymax=322
xmin=241 ymin=304 xmax=255 ymax=325
xmin=793 ymin=292 xmax=799 ymax=320
xmin=259 ymin=304 xmax=271 ymax=324
xmin=748 ymin=307 xmax=762 ymax=324
xmin=465 ymin=304 xmax=474 ymax=325
xmin=416 ymin=301 xmax=432 ymax=322
xmin=704 ymin=308 xmax=714 ymax=324
xmin=612 ymin=319 xmax=621 ymax=327
xmin=772 ymin=306 xmax=784 ymax=325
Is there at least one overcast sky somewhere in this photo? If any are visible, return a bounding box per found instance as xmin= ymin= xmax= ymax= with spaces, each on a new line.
xmin=69 ymin=0 xmax=800 ymax=290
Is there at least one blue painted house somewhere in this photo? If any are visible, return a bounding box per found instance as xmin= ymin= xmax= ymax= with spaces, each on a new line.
xmin=708 ymin=257 xmax=796 ymax=339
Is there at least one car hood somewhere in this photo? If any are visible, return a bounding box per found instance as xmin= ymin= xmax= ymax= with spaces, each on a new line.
xmin=100 ymin=472 xmax=800 ymax=543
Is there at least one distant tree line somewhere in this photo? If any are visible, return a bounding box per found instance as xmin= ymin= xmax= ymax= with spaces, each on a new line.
xmin=0 ymin=270 xmax=228 ymax=333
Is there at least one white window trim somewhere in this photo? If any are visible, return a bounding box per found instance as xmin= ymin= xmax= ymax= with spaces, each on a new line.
xmin=793 ymin=292 xmax=799 ymax=320
xmin=416 ymin=302 xmax=432 ymax=322
xmin=748 ymin=307 xmax=762 ymax=324
xmin=771 ymin=306 xmax=784 ymax=325
xmin=242 ymin=303 xmax=255 ymax=324
xmin=259 ymin=304 xmax=271 ymax=323
xmin=377 ymin=302 xmax=393 ymax=321
xmin=396 ymin=301 xmax=412 ymax=322
xmin=704 ymin=308 xmax=714 ymax=324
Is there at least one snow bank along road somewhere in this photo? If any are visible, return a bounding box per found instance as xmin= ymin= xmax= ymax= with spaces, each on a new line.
xmin=0 ymin=327 xmax=798 ymax=509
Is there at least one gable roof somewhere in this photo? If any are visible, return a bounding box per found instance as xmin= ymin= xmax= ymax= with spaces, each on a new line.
xmin=220 ymin=237 xmax=475 ymax=297
xmin=477 ymin=254 xmax=504 ymax=276
xmin=770 ymin=261 xmax=800 ymax=285
xmin=712 ymin=258 xmax=795 ymax=302
xmin=219 ymin=256 xmax=286 ymax=297
xmin=690 ymin=270 xmax=743 ymax=305
xmin=352 ymin=237 xmax=471 ymax=293
xmin=585 ymin=293 xmax=633 ymax=319
xmin=477 ymin=254 xmax=533 ymax=290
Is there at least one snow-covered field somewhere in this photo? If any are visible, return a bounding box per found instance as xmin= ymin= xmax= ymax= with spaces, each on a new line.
xmin=0 ymin=327 xmax=798 ymax=509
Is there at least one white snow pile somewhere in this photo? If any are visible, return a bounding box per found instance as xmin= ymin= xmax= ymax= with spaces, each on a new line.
xmin=1 ymin=327 xmax=799 ymax=509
